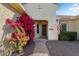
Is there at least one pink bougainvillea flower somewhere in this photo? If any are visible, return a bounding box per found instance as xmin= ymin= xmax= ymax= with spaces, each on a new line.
xmin=6 ymin=19 xmax=16 ymax=27
xmin=17 ymin=15 xmax=35 ymax=40
xmin=6 ymin=19 xmax=21 ymax=28
xmin=15 ymin=22 xmax=21 ymax=26
xmin=6 ymin=19 xmax=14 ymax=25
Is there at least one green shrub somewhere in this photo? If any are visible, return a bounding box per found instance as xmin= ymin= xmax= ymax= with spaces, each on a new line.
xmin=59 ymin=32 xmax=77 ymax=41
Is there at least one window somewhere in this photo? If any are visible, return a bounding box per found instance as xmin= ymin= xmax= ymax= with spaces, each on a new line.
xmin=61 ymin=24 xmax=67 ymax=32
xmin=37 ymin=24 xmax=39 ymax=33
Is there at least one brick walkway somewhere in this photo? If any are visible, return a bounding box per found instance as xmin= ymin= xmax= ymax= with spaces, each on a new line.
xmin=30 ymin=39 xmax=49 ymax=56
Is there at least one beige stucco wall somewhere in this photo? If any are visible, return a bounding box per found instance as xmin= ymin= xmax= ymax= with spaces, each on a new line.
xmin=74 ymin=20 xmax=79 ymax=40
xmin=0 ymin=4 xmax=19 ymax=41
xmin=23 ymin=3 xmax=58 ymax=40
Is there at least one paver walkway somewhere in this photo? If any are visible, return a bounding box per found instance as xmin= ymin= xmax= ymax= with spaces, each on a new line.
xmin=31 ymin=39 xmax=49 ymax=56
xmin=46 ymin=40 xmax=79 ymax=56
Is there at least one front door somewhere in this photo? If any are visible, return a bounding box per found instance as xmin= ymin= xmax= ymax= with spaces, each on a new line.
xmin=35 ymin=20 xmax=48 ymax=39
xmin=41 ymin=24 xmax=47 ymax=38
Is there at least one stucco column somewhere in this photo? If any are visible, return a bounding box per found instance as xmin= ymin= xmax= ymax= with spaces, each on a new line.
xmin=48 ymin=16 xmax=58 ymax=40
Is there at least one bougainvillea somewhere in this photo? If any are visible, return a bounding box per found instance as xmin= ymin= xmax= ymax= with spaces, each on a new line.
xmin=6 ymin=19 xmax=20 ymax=28
xmin=16 ymin=15 xmax=35 ymax=40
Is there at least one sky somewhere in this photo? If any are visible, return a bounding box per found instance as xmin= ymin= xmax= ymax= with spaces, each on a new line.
xmin=56 ymin=3 xmax=79 ymax=16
